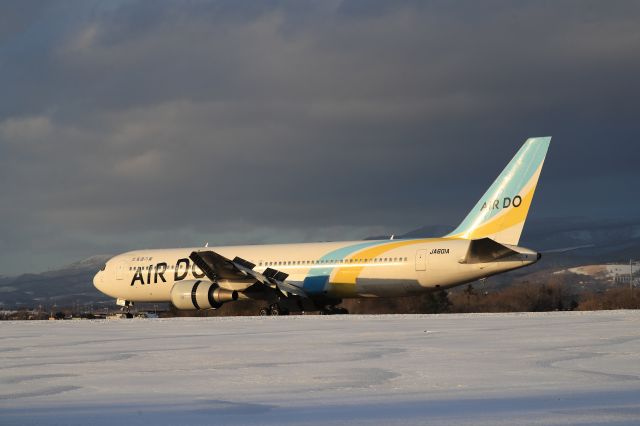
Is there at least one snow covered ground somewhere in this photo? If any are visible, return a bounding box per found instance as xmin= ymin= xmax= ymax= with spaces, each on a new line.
xmin=1 ymin=311 xmax=639 ymax=425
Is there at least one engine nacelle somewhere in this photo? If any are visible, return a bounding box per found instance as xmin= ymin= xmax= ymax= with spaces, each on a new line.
xmin=170 ymin=280 xmax=238 ymax=310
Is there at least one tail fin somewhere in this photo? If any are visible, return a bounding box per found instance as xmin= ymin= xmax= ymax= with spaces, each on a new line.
xmin=445 ymin=137 xmax=551 ymax=245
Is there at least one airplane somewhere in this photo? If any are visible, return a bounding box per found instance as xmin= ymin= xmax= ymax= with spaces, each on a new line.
xmin=93 ymin=136 xmax=551 ymax=316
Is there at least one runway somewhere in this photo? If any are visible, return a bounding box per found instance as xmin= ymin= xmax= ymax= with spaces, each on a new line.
xmin=1 ymin=311 xmax=639 ymax=425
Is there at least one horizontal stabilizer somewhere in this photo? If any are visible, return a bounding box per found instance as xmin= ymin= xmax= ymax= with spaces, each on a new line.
xmin=463 ymin=238 xmax=519 ymax=264
xmin=541 ymin=244 xmax=594 ymax=254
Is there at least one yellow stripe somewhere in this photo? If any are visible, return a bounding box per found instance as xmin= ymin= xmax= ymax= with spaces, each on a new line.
xmin=331 ymin=238 xmax=441 ymax=286
xmin=448 ymin=184 xmax=536 ymax=240
xmin=447 ymin=165 xmax=542 ymax=241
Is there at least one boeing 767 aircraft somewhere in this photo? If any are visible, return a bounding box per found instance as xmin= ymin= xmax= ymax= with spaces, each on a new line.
xmin=94 ymin=137 xmax=551 ymax=315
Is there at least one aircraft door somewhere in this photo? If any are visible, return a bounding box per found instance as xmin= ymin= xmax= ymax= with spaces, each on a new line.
xmin=415 ymin=249 xmax=427 ymax=271
xmin=116 ymin=262 xmax=125 ymax=280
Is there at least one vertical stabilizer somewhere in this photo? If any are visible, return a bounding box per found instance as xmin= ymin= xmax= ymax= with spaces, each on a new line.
xmin=445 ymin=137 xmax=551 ymax=245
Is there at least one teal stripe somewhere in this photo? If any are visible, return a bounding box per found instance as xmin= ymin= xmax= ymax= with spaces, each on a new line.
xmin=302 ymin=240 xmax=388 ymax=294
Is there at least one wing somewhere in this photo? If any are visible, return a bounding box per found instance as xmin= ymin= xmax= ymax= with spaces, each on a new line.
xmin=188 ymin=250 xmax=308 ymax=298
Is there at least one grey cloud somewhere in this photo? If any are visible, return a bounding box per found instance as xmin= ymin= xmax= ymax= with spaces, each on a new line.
xmin=1 ymin=0 xmax=639 ymax=274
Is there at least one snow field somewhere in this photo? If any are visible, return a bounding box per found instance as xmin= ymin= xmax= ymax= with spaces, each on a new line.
xmin=1 ymin=311 xmax=640 ymax=425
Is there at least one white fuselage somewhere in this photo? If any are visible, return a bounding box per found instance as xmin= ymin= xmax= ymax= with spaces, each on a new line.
xmin=93 ymin=238 xmax=539 ymax=303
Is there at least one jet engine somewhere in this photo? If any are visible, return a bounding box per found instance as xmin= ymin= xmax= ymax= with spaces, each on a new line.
xmin=170 ymin=280 xmax=238 ymax=310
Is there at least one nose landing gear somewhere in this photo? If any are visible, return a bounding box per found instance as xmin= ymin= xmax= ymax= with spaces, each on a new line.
xmin=116 ymin=298 xmax=134 ymax=318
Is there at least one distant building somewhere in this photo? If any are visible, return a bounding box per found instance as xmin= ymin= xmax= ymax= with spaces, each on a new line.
xmin=563 ymin=262 xmax=638 ymax=287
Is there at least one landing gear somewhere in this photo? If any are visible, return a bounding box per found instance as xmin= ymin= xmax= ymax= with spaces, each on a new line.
xmin=258 ymin=304 xmax=290 ymax=316
xmin=269 ymin=304 xmax=281 ymax=316
xmin=320 ymin=306 xmax=349 ymax=315
xmin=116 ymin=298 xmax=134 ymax=318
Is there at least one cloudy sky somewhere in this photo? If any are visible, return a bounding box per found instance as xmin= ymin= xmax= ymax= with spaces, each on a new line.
xmin=1 ymin=0 xmax=639 ymax=274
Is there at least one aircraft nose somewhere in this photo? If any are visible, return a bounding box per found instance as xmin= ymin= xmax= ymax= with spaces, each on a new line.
xmin=93 ymin=271 xmax=105 ymax=292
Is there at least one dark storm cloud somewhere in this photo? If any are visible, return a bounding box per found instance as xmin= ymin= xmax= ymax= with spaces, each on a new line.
xmin=1 ymin=0 xmax=639 ymax=274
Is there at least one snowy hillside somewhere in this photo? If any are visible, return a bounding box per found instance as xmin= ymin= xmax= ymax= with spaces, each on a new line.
xmin=0 ymin=255 xmax=112 ymax=308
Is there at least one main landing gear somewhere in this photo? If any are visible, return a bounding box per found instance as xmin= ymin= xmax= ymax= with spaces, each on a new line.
xmin=319 ymin=306 xmax=349 ymax=315
xmin=256 ymin=302 xmax=348 ymax=316
xmin=258 ymin=303 xmax=290 ymax=316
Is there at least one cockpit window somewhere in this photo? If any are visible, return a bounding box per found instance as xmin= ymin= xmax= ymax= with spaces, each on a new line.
xmin=99 ymin=263 xmax=107 ymax=271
